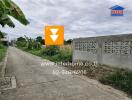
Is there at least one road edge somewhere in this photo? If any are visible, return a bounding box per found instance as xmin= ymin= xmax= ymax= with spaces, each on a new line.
xmin=1 ymin=49 xmax=8 ymax=78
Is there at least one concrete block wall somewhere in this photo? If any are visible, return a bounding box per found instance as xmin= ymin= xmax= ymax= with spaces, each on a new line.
xmin=72 ymin=34 xmax=132 ymax=69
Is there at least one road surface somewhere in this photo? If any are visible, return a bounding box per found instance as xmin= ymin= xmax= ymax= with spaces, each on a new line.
xmin=0 ymin=47 xmax=131 ymax=100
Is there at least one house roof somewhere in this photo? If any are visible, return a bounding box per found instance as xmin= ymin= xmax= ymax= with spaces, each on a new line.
xmin=110 ymin=5 xmax=125 ymax=10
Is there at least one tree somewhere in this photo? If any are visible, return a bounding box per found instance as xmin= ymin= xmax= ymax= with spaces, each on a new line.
xmin=0 ymin=31 xmax=7 ymax=47
xmin=16 ymin=37 xmax=26 ymax=47
xmin=36 ymin=36 xmax=45 ymax=45
xmin=65 ymin=39 xmax=73 ymax=45
xmin=23 ymin=35 xmax=41 ymax=50
xmin=0 ymin=0 xmax=29 ymax=28
xmin=17 ymin=37 xmax=26 ymax=42
xmin=36 ymin=36 xmax=42 ymax=43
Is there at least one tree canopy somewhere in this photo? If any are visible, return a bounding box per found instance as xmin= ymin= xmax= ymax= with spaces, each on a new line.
xmin=17 ymin=37 xmax=26 ymax=42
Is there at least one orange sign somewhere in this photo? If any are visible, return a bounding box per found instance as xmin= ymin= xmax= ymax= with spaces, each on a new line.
xmin=45 ymin=26 xmax=64 ymax=45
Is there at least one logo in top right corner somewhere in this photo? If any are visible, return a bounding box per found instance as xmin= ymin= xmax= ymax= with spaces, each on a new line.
xmin=110 ymin=5 xmax=125 ymax=16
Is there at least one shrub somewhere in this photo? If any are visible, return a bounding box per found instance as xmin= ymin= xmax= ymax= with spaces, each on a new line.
xmin=99 ymin=69 xmax=132 ymax=95
xmin=42 ymin=46 xmax=59 ymax=56
xmin=52 ymin=50 xmax=72 ymax=62
xmin=0 ymin=44 xmax=5 ymax=49
xmin=41 ymin=46 xmax=72 ymax=62
xmin=33 ymin=42 xmax=41 ymax=50
xmin=16 ymin=41 xmax=27 ymax=48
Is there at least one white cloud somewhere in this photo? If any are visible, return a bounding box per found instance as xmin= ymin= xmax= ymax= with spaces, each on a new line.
xmin=1 ymin=0 xmax=132 ymax=40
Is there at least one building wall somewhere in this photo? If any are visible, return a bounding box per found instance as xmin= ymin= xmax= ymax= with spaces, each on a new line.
xmin=72 ymin=34 xmax=132 ymax=69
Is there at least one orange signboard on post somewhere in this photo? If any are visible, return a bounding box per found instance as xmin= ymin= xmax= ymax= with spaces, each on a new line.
xmin=45 ymin=26 xmax=64 ymax=45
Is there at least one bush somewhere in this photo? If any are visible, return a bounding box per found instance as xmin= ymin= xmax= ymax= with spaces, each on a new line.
xmin=42 ymin=46 xmax=59 ymax=56
xmin=52 ymin=50 xmax=72 ymax=62
xmin=0 ymin=44 xmax=5 ymax=49
xmin=99 ymin=69 xmax=132 ymax=95
xmin=16 ymin=37 xmax=27 ymax=48
xmin=33 ymin=42 xmax=41 ymax=50
xmin=40 ymin=46 xmax=72 ymax=62
xmin=16 ymin=41 xmax=27 ymax=48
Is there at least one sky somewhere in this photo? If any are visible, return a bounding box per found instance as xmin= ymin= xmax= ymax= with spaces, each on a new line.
xmin=0 ymin=0 xmax=132 ymax=40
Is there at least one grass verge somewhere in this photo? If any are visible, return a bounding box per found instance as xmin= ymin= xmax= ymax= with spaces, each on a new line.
xmin=99 ymin=69 xmax=132 ymax=96
xmin=0 ymin=45 xmax=7 ymax=62
xmin=0 ymin=45 xmax=7 ymax=77
xmin=18 ymin=46 xmax=72 ymax=62
xmin=64 ymin=63 xmax=132 ymax=98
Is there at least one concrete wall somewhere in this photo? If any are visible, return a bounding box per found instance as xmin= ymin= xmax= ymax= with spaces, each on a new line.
xmin=72 ymin=34 xmax=132 ymax=69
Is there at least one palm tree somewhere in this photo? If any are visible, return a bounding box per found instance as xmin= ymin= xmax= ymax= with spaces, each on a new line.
xmin=0 ymin=0 xmax=29 ymax=28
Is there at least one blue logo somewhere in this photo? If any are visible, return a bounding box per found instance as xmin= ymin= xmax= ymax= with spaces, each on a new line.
xmin=110 ymin=5 xmax=125 ymax=16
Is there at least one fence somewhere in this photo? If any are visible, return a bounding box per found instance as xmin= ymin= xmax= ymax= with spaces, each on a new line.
xmin=72 ymin=34 xmax=132 ymax=69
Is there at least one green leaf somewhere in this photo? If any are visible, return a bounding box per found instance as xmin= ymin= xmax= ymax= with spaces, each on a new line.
xmin=0 ymin=0 xmax=29 ymax=27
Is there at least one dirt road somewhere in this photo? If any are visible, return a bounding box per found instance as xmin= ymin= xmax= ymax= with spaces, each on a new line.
xmin=0 ymin=47 xmax=131 ymax=100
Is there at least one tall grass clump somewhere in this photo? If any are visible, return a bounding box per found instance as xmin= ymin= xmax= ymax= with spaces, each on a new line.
xmin=100 ymin=69 xmax=132 ymax=95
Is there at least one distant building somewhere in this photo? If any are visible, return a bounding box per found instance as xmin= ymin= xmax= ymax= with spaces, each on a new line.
xmin=110 ymin=5 xmax=125 ymax=16
xmin=0 ymin=35 xmax=8 ymax=46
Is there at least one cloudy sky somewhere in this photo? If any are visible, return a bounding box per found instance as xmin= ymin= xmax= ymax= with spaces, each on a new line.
xmin=0 ymin=0 xmax=132 ymax=40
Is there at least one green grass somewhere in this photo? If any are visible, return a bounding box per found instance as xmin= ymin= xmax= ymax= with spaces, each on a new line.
xmin=40 ymin=50 xmax=72 ymax=62
xmin=0 ymin=45 xmax=7 ymax=62
xmin=99 ymin=69 xmax=132 ymax=95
